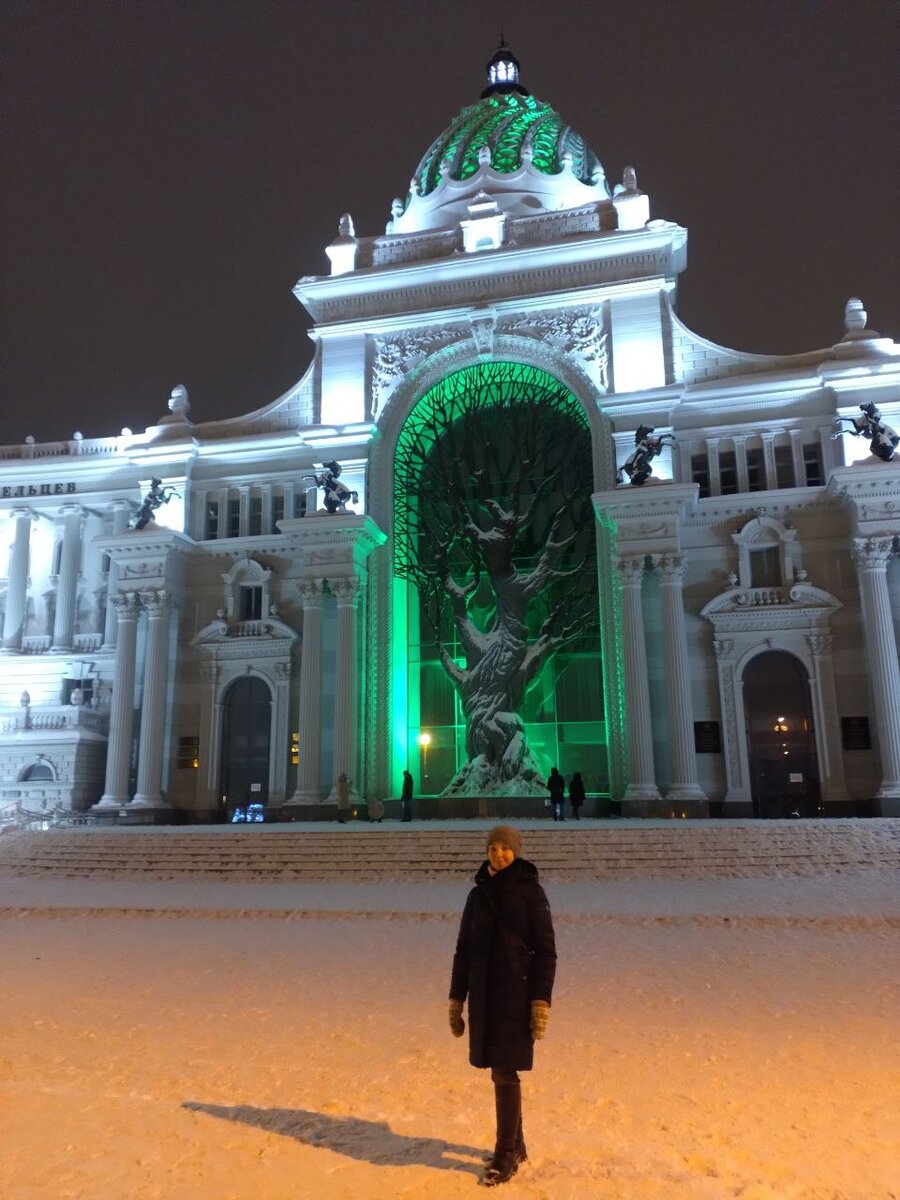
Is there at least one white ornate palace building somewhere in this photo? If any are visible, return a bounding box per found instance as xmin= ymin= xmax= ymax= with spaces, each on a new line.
xmin=2 ymin=46 xmax=899 ymax=823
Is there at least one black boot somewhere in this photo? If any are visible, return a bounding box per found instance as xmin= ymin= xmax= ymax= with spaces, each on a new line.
xmin=483 ymin=1079 xmax=521 ymax=1187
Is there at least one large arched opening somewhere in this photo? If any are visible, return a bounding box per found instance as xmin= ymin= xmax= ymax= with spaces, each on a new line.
xmin=391 ymin=360 xmax=612 ymax=799
xmin=218 ymin=676 xmax=272 ymax=819
xmin=743 ymin=650 xmax=821 ymax=817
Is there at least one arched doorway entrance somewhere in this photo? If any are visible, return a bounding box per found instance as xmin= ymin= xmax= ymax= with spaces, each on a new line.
xmin=219 ymin=676 xmax=272 ymax=820
xmin=743 ymin=651 xmax=821 ymax=818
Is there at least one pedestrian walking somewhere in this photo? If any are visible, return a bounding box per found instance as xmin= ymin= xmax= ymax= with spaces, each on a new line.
xmin=568 ymin=771 xmax=585 ymax=820
xmin=449 ymin=825 xmax=557 ymax=1187
xmin=336 ymin=772 xmax=351 ymax=823
xmin=547 ymin=767 xmax=565 ymax=821
xmin=401 ymin=769 xmax=414 ymax=822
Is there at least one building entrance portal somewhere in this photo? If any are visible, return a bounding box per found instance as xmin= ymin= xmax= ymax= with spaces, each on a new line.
xmin=743 ymin=651 xmax=821 ymax=818
xmin=219 ymin=676 xmax=272 ymax=820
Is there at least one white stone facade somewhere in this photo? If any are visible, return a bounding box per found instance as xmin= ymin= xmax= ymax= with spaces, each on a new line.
xmin=2 ymin=60 xmax=899 ymax=822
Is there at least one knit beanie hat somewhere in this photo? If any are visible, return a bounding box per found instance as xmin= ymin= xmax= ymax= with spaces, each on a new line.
xmin=486 ymin=825 xmax=523 ymax=859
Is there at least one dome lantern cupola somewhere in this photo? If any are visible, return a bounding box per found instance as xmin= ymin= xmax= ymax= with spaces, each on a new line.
xmin=482 ymin=40 xmax=528 ymax=97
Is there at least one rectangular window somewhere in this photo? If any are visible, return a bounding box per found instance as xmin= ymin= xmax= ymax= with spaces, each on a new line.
xmin=774 ymin=444 xmax=795 ymax=489
xmin=803 ymin=442 xmax=824 ymax=487
xmin=227 ymin=498 xmax=240 ymax=538
xmin=294 ymin=491 xmax=307 ymax=518
xmin=205 ymin=504 xmax=219 ymax=540
xmin=719 ymin=450 xmax=738 ymax=495
xmin=177 ymin=735 xmax=200 ymax=770
xmin=746 ymin=447 xmax=765 ymax=492
xmin=239 ymin=585 xmax=263 ymax=621
xmin=749 ymin=546 xmax=781 ymax=587
xmin=272 ymin=493 xmax=285 ymax=531
xmin=691 ymin=452 xmax=711 ymax=499
xmin=249 ymin=495 xmax=263 ymax=536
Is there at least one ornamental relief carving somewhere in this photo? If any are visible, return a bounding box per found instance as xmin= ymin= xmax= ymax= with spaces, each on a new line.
xmin=371 ymin=329 xmax=462 ymax=417
xmin=502 ymin=308 xmax=609 ymax=389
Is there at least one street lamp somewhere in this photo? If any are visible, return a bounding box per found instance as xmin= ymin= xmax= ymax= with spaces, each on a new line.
xmin=418 ymin=731 xmax=432 ymax=780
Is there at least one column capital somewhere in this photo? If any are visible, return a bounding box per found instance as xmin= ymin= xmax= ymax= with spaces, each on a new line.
xmin=807 ymin=631 xmax=833 ymax=657
xmin=615 ymin=555 xmax=646 ymax=587
xmin=653 ymin=554 xmax=687 ymax=584
xmin=296 ymin=579 xmax=325 ymax=608
xmin=107 ymin=498 xmax=132 ymax=515
xmin=329 ymin=576 xmax=362 ymax=606
xmin=713 ymin=637 xmax=735 ymax=661
xmin=853 ymin=536 xmax=894 ymax=572
xmin=112 ymin=592 xmax=142 ymax=619
xmin=58 ymin=502 xmax=85 ymax=519
xmin=9 ymin=505 xmax=36 ymax=521
xmin=139 ymin=588 xmax=173 ymax=616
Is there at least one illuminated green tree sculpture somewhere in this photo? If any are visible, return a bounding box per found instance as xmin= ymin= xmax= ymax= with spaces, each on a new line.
xmin=394 ymin=362 xmax=597 ymax=795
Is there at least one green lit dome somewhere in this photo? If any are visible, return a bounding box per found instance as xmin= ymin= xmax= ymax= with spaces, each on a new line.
xmin=413 ymin=90 xmax=603 ymax=198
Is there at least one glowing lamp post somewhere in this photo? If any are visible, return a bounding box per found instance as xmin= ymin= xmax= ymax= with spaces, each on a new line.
xmin=418 ymin=731 xmax=432 ymax=782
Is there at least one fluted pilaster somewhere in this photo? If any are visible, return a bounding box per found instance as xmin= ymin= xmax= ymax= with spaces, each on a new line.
xmin=654 ymin=555 xmax=706 ymax=806
xmin=853 ymin=538 xmax=900 ymax=799
xmin=101 ymin=500 xmax=131 ymax=650
xmin=95 ymin=593 xmax=142 ymax=807
xmin=132 ymin=590 xmax=173 ymax=807
xmin=291 ymin=580 xmax=325 ymax=803
xmin=616 ymin=555 xmax=660 ymax=803
xmin=328 ymin=576 xmax=362 ymax=803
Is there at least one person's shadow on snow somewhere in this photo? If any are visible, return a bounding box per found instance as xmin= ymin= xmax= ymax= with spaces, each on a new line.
xmin=183 ymin=1101 xmax=485 ymax=1176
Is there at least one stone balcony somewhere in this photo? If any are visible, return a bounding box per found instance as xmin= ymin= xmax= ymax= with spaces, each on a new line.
xmin=1 ymin=705 xmax=109 ymax=736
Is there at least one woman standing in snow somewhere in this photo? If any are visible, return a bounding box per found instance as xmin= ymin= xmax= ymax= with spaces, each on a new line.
xmin=448 ymin=825 xmax=557 ymax=1187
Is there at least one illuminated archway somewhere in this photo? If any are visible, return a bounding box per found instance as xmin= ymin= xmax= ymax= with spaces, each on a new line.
xmin=392 ymin=361 xmax=610 ymax=797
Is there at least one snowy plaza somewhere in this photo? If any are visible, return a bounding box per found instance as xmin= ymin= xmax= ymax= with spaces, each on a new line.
xmin=1 ymin=821 xmax=898 ymax=1200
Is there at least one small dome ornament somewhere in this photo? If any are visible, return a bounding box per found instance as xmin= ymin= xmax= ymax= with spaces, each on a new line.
xmin=842 ymin=297 xmax=880 ymax=340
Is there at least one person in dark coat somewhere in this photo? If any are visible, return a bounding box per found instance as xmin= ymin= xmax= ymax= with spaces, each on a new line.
xmin=547 ymin=766 xmax=565 ymax=820
xmin=448 ymin=825 xmax=557 ymax=1187
xmin=400 ymin=769 xmax=414 ymax=821
xmin=568 ymin=771 xmax=586 ymax=819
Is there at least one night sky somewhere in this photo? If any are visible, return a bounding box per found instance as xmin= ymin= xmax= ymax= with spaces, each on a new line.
xmin=2 ymin=0 xmax=898 ymax=444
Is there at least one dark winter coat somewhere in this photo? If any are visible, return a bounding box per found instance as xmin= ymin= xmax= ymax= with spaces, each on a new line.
xmin=568 ymin=775 xmax=586 ymax=807
xmin=548 ymin=771 xmax=565 ymax=801
xmin=449 ymin=857 xmax=556 ymax=1072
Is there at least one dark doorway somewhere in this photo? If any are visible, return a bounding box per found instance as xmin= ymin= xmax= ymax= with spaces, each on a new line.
xmin=743 ymin=651 xmax=821 ymax=818
xmin=219 ymin=676 xmax=271 ymax=820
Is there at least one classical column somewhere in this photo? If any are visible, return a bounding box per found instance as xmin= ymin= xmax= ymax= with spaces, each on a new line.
xmin=101 ymin=500 xmax=131 ymax=650
xmin=2 ymin=507 xmax=34 ymax=652
xmin=705 ymin=438 xmax=721 ymax=496
xmin=806 ymin=630 xmax=850 ymax=806
xmin=853 ymin=538 xmax=900 ymax=801
xmin=51 ymin=504 xmax=84 ymax=651
xmin=290 ymin=580 xmax=325 ymax=803
xmin=733 ymin=436 xmax=749 ymax=493
xmin=328 ymin=576 xmax=362 ymax=802
xmin=761 ymin=432 xmax=777 ymax=490
xmin=95 ymin=593 xmax=142 ymax=807
xmin=132 ymin=590 xmax=173 ymax=807
xmin=655 ymin=555 xmax=707 ymax=806
xmin=617 ymin=556 xmax=660 ymax=804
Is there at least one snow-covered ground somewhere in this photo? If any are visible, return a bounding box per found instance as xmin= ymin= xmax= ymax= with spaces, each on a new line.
xmin=1 ymin=866 xmax=898 ymax=1199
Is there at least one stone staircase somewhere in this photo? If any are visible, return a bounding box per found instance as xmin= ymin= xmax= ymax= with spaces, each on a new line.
xmin=0 ymin=819 xmax=898 ymax=881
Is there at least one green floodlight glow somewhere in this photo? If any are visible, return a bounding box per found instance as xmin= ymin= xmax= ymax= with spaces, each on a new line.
xmin=391 ymin=361 xmax=617 ymax=796
xmin=411 ymin=92 xmax=604 ymax=202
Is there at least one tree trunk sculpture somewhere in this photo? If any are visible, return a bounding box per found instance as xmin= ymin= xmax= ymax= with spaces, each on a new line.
xmin=394 ymin=364 xmax=596 ymax=795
